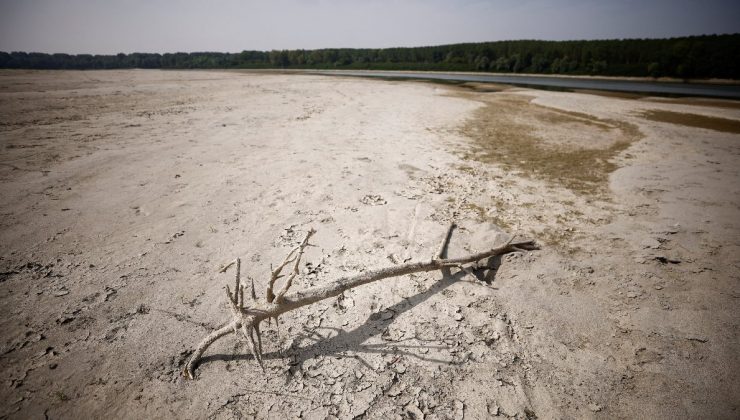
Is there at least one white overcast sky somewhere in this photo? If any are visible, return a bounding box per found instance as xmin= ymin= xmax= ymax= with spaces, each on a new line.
xmin=1 ymin=0 xmax=739 ymax=54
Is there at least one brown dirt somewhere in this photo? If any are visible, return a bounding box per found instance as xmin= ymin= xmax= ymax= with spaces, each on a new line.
xmin=643 ymin=96 xmax=740 ymax=110
xmin=640 ymin=109 xmax=740 ymax=134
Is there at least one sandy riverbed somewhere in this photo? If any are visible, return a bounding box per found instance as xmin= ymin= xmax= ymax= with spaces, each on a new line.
xmin=0 ymin=69 xmax=738 ymax=419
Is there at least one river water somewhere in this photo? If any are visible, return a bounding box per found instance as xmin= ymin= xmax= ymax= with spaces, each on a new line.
xmin=309 ymin=70 xmax=740 ymax=99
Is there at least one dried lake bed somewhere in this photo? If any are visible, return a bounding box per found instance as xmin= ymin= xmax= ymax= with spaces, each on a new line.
xmin=1 ymin=69 xmax=739 ymax=418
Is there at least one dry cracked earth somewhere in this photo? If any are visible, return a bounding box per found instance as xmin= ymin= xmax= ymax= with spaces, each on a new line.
xmin=0 ymin=70 xmax=739 ymax=419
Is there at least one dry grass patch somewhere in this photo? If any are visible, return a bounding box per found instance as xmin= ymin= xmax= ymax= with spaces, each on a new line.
xmin=573 ymin=89 xmax=647 ymax=100
xmin=644 ymin=97 xmax=740 ymax=110
xmin=460 ymin=94 xmax=641 ymax=195
xmin=461 ymin=201 xmax=512 ymax=230
xmin=641 ymin=109 xmax=740 ymax=134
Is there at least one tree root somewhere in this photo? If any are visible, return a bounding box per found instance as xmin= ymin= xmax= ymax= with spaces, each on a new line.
xmin=184 ymin=223 xmax=536 ymax=379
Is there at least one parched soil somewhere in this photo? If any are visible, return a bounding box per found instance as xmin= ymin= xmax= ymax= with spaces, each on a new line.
xmin=1 ymin=70 xmax=739 ymax=419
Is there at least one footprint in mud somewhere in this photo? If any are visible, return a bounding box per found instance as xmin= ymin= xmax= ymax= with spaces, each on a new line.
xmin=360 ymin=194 xmax=387 ymax=206
xmin=163 ymin=230 xmax=185 ymax=244
xmin=130 ymin=205 xmax=150 ymax=216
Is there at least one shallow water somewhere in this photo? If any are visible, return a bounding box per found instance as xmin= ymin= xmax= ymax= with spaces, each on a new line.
xmin=311 ymin=70 xmax=740 ymax=99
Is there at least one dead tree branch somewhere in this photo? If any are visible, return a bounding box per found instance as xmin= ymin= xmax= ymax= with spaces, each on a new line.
xmin=184 ymin=224 xmax=536 ymax=379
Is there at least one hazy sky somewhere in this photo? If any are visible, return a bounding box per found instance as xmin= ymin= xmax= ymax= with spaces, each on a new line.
xmin=1 ymin=0 xmax=739 ymax=54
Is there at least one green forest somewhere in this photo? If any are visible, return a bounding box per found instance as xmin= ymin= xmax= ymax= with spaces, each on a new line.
xmin=2 ymin=34 xmax=739 ymax=79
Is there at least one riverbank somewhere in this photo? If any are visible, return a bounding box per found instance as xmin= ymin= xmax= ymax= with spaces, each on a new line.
xmin=275 ymin=69 xmax=740 ymax=99
xmin=301 ymin=68 xmax=740 ymax=85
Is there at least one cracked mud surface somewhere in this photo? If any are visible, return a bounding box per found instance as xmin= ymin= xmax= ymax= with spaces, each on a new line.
xmin=1 ymin=70 xmax=739 ymax=419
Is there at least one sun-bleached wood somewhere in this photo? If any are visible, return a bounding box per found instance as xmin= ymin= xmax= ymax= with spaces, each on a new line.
xmin=184 ymin=224 xmax=536 ymax=379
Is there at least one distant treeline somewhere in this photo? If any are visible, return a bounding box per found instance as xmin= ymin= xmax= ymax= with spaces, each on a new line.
xmin=2 ymin=34 xmax=739 ymax=79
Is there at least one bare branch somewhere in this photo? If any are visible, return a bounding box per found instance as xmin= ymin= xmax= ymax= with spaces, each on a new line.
xmin=435 ymin=222 xmax=456 ymax=260
xmin=225 ymin=284 xmax=235 ymax=305
xmin=234 ymin=258 xmax=241 ymax=303
xmin=184 ymin=223 xmax=536 ymax=378
xmin=238 ymin=285 xmax=244 ymax=310
xmin=267 ymin=229 xmax=315 ymax=303
xmin=245 ymin=325 xmax=264 ymax=371
xmin=218 ymin=259 xmax=236 ymax=273
xmin=249 ymin=277 xmax=257 ymax=302
xmin=185 ymin=321 xmax=237 ymax=379
xmin=275 ymin=229 xmax=314 ymax=303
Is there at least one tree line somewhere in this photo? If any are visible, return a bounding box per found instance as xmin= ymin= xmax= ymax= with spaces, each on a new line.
xmin=1 ymin=34 xmax=738 ymax=79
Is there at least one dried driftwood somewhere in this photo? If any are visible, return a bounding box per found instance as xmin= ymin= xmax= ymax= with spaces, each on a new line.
xmin=184 ymin=223 xmax=536 ymax=379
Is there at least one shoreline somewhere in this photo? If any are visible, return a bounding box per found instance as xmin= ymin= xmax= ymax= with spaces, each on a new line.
xmin=250 ymin=68 xmax=740 ymax=86
xmin=3 ymin=67 xmax=738 ymax=86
